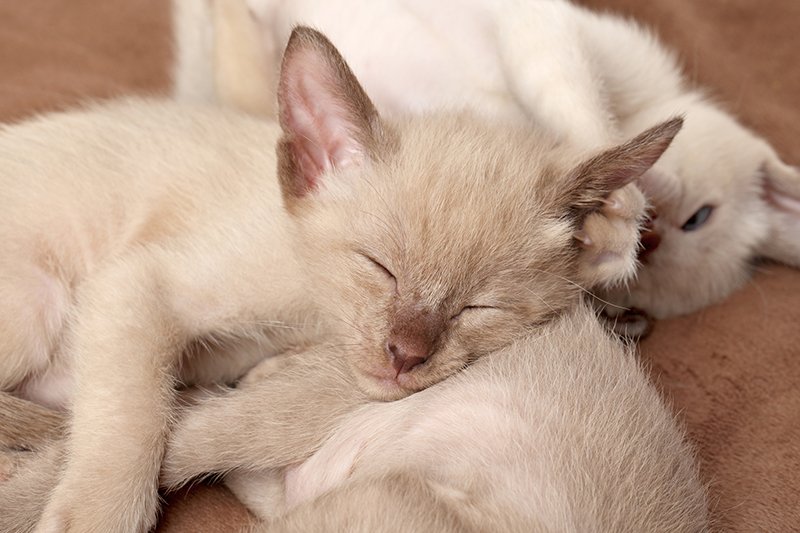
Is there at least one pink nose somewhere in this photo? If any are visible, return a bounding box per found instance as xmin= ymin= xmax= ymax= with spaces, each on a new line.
xmin=384 ymin=340 xmax=428 ymax=376
xmin=638 ymin=230 xmax=661 ymax=262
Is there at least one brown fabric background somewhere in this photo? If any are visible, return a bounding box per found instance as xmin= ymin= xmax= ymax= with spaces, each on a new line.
xmin=0 ymin=0 xmax=797 ymax=531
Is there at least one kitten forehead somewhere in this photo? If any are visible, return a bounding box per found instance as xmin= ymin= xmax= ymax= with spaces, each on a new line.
xmin=379 ymin=114 xmax=574 ymax=219
xmin=293 ymin=111 xmax=594 ymax=317
xmin=630 ymin=99 xmax=766 ymax=217
xmin=394 ymin=113 xmax=563 ymax=179
xmin=344 ymin=114 xmax=579 ymax=298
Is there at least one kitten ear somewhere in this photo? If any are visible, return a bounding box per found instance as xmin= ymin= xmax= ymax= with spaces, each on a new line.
xmin=757 ymin=156 xmax=800 ymax=266
xmin=276 ymin=26 xmax=384 ymax=207
xmin=566 ymin=117 xmax=683 ymax=213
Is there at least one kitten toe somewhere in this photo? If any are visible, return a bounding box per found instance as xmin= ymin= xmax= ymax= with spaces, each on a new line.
xmin=573 ymin=230 xmax=593 ymax=247
xmin=602 ymin=308 xmax=654 ymax=341
xmin=602 ymin=183 xmax=647 ymax=221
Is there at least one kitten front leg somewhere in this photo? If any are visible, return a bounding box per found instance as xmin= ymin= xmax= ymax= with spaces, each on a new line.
xmin=0 ymin=349 xmax=362 ymax=528
xmin=162 ymin=347 xmax=367 ymax=490
xmin=34 ymin=254 xmax=185 ymax=533
xmin=568 ymin=118 xmax=682 ymax=337
xmin=219 ymin=351 xmax=314 ymax=520
xmin=33 ymin=243 xmax=263 ymax=533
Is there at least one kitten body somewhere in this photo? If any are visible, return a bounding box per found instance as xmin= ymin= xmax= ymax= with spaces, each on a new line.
xmin=234 ymin=305 xmax=709 ymax=532
xmin=1 ymin=98 xmax=315 ymax=531
xmin=175 ymin=0 xmax=800 ymax=318
xmin=1 ymin=100 xmax=304 ymax=406
xmin=0 ymin=305 xmax=709 ymax=532
xmin=1 ymin=27 xmax=676 ymax=532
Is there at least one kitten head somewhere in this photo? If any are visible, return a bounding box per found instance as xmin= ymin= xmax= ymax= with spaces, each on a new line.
xmin=276 ymin=27 xmax=679 ymax=399
xmin=606 ymin=97 xmax=800 ymax=318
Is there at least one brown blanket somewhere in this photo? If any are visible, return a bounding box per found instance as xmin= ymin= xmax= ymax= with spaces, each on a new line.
xmin=0 ymin=0 xmax=797 ymax=531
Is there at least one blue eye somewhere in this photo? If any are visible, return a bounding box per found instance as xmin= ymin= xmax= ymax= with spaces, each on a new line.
xmin=681 ymin=205 xmax=714 ymax=232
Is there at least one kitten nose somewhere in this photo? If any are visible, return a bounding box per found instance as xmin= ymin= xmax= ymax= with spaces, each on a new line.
xmin=638 ymin=230 xmax=661 ymax=262
xmin=384 ymin=340 xmax=428 ymax=376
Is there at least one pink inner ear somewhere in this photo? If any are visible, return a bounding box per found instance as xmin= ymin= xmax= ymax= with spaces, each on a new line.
xmin=765 ymin=182 xmax=800 ymax=216
xmin=281 ymin=52 xmax=366 ymax=196
xmin=762 ymin=163 xmax=800 ymax=216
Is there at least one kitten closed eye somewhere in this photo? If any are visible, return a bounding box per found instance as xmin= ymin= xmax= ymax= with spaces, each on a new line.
xmin=681 ymin=205 xmax=714 ymax=231
xmin=450 ymin=305 xmax=500 ymax=321
xmin=359 ymin=253 xmax=397 ymax=288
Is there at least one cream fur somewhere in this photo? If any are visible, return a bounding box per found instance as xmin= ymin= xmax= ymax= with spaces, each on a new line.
xmin=0 ymin=26 xmax=676 ymax=532
xmin=0 ymin=305 xmax=709 ymax=532
xmin=240 ymin=305 xmax=709 ymax=531
xmin=174 ymin=0 xmax=800 ymax=319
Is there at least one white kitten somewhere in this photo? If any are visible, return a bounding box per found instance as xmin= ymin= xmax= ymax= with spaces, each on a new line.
xmin=174 ymin=0 xmax=800 ymax=320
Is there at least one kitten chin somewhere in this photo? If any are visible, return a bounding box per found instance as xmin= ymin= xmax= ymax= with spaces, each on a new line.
xmin=350 ymin=370 xmax=413 ymax=402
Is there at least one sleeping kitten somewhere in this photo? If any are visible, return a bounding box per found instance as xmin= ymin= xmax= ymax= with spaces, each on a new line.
xmin=173 ymin=0 xmax=800 ymax=320
xmin=0 ymin=304 xmax=709 ymax=532
xmin=177 ymin=305 xmax=710 ymax=532
xmin=0 ymin=26 xmax=679 ymax=532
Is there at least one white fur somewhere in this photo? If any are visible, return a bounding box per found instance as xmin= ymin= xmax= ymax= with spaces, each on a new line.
xmin=174 ymin=0 xmax=800 ymax=318
xmin=172 ymin=0 xmax=216 ymax=103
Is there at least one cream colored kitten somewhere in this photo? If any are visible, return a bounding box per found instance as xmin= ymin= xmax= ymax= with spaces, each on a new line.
xmin=174 ymin=0 xmax=800 ymax=320
xmin=0 ymin=304 xmax=708 ymax=532
xmin=179 ymin=305 xmax=709 ymax=532
xmin=1 ymin=26 xmax=679 ymax=532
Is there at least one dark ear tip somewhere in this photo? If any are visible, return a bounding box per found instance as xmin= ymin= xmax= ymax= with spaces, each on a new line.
xmin=288 ymin=25 xmax=320 ymax=40
xmin=287 ymin=25 xmax=331 ymax=50
xmin=653 ymin=116 xmax=684 ymax=141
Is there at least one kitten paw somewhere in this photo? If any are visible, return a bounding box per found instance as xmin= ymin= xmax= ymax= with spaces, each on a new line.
xmin=601 ymin=308 xmax=654 ymax=341
xmin=576 ymin=183 xmax=646 ymax=288
xmin=36 ymin=484 xmax=156 ymax=533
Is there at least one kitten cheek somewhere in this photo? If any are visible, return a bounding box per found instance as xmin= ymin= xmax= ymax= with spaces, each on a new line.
xmin=451 ymin=306 xmax=490 ymax=324
xmin=462 ymin=321 xmax=525 ymax=355
xmin=375 ymin=275 xmax=397 ymax=295
xmin=452 ymin=309 xmax=507 ymax=332
xmin=350 ymin=268 xmax=393 ymax=300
